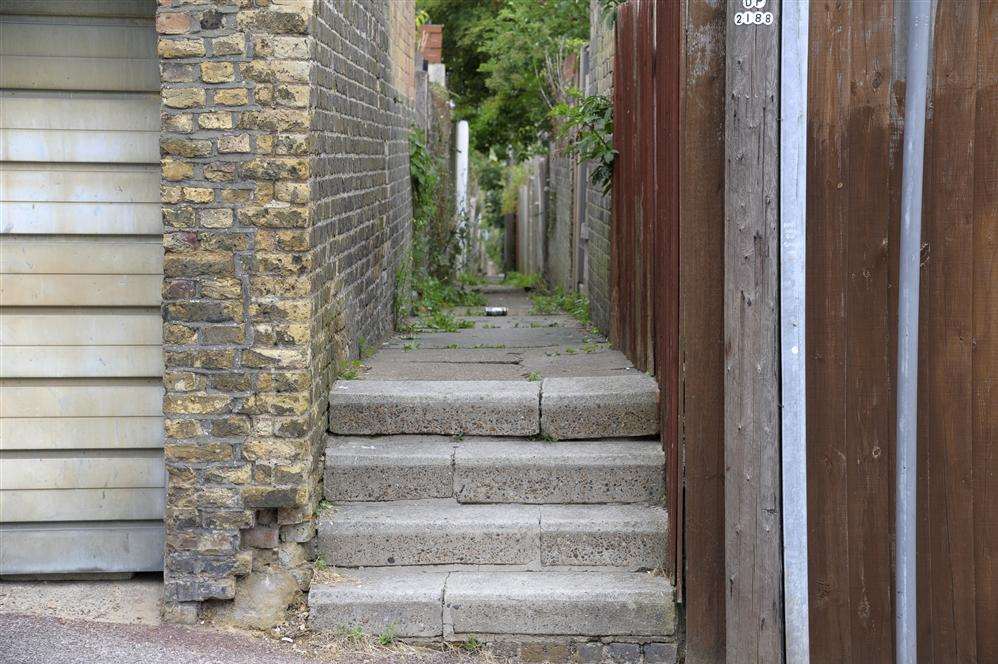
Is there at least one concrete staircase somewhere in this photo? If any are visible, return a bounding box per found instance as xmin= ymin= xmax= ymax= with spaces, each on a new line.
xmin=309 ymin=374 xmax=676 ymax=660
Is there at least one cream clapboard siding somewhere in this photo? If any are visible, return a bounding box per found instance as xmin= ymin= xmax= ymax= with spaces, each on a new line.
xmin=0 ymin=2 xmax=165 ymax=574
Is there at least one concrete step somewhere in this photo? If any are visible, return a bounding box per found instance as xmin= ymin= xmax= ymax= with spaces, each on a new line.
xmin=328 ymin=380 xmax=540 ymax=436
xmin=540 ymin=374 xmax=660 ymax=440
xmin=316 ymin=501 xmax=667 ymax=569
xmin=324 ymin=436 xmax=665 ymax=504
xmin=308 ymin=569 xmax=676 ymax=640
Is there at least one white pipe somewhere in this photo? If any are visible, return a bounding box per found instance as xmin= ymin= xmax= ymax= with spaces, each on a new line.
xmin=896 ymin=2 xmax=932 ymax=663
xmin=780 ymin=1 xmax=810 ymax=661
xmin=455 ymin=120 xmax=470 ymax=220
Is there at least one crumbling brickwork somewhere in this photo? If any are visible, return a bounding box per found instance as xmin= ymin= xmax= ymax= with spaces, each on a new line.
xmin=585 ymin=0 xmax=614 ymax=336
xmin=157 ymin=0 xmax=413 ymax=619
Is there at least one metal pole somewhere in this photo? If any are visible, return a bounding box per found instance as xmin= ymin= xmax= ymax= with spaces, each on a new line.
xmin=897 ymin=2 xmax=933 ymax=663
xmin=780 ymin=1 xmax=810 ymax=661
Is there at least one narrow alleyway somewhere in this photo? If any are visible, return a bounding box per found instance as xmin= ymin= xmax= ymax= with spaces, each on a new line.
xmin=308 ymin=284 xmax=677 ymax=662
xmin=366 ymin=286 xmax=637 ymax=382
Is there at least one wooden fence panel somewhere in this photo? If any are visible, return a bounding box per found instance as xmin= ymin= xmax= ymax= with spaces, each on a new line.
xmin=723 ymin=0 xmax=783 ymax=661
xmin=678 ymin=0 xmax=726 ymax=659
xmin=806 ymin=1 xmax=996 ymax=660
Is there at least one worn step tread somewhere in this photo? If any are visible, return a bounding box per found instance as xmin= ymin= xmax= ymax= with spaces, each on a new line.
xmin=308 ymin=569 xmax=676 ymax=639
xmin=329 ymin=380 xmax=540 ymax=436
xmin=540 ymin=374 xmax=660 ymax=440
xmin=324 ymin=436 xmax=665 ymax=504
xmin=316 ymin=500 xmax=667 ymax=569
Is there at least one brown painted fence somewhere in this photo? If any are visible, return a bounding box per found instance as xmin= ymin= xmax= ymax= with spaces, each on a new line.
xmin=609 ymin=1 xmax=995 ymax=662
xmin=611 ymin=0 xmax=682 ymax=584
xmin=806 ymin=2 xmax=996 ymax=662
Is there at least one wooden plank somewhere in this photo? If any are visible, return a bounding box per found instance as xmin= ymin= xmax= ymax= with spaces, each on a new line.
xmin=652 ymin=0 xmax=680 ymax=586
xmin=723 ymin=1 xmax=782 ymax=661
xmin=1 ymin=240 xmax=163 ymax=275
xmin=0 ymin=202 xmax=162 ymax=235
xmin=972 ymin=4 xmax=998 ymax=660
xmin=841 ymin=2 xmax=894 ymax=661
xmin=0 ymin=522 xmax=164 ymax=575
xmin=805 ymin=2 xmax=852 ymax=660
xmin=919 ymin=2 xmax=981 ymax=661
xmin=0 ymin=346 xmax=164 ymax=378
xmin=0 ymin=381 xmax=163 ymax=417
xmin=0 ymin=91 xmax=159 ymax=130
xmin=1 ymin=164 xmax=159 ymax=202
xmin=0 ymin=128 xmax=159 ymax=163
xmin=0 ymin=1 xmax=157 ymax=19
xmin=0 ymin=275 xmax=162 ymax=306
xmin=0 ymin=16 xmax=156 ymax=58
xmin=0 ymin=417 xmax=164 ymax=450
xmin=0 ymin=312 xmax=161 ymax=346
xmin=679 ymin=0 xmax=726 ymax=659
xmin=1 ymin=488 xmax=165 ymax=522
xmin=1 ymin=240 xmax=162 ymax=275
xmin=0 ymin=56 xmax=159 ymax=92
xmin=0 ymin=450 xmax=165 ymax=490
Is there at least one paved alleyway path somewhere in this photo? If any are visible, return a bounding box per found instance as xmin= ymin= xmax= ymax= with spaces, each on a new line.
xmin=0 ymin=613 xmax=491 ymax=664
xmin=363 ymin=285 xmax=640 ymax=382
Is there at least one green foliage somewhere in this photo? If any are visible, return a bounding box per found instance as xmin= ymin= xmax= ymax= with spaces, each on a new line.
xmin=461 ymin=636 xmax=484 ymax=652
xmin=414 ymin=274 xmax=487 ymax=314
xmin=502 ymin=271 xmax=542 ymax=289
xmin=598 ymin=0 xmax=627 ymax=25
xmin=417 ymin=0 xmax=589 ymax=157
xmin=377 ymin=624 xmax=398 ymax=646
xmin=339 ymin=626 xmax=365 ymax=642
xmin=551 ymin=90 xmax=616 ymax=195
xmin=409 ymin=128 xmax=441 ymax=272
xmin=420 ymin=310 xmax=475 ymax=333
xmin=526 ymin=371 xmax=542 ymax=382
xmin=531 ymin=287 xmax=591 ymax=324
xmin=336 ymin=359 xmax=363 ymax=380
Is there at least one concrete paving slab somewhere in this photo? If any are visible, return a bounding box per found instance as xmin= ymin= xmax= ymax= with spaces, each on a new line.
xmin=361 ymin=362 xmax=530 ymax=382
xmin=539 ymin=505 xmax=668 ymax=569
xmin=324 ymin=437 xmax=456 ymax=501
xmin=329 ymin=380 xmax=540 ymax=436
xmin=444 ymin=571 xmax=675 ymax=637
xmin=540 ymin=375 xmax=660 ymax=440
xmin=453 ymin=440 xmax=664 ymax=504
xmin=308 ymin=570 xmax=448 ymax=637
xmin=385 ymin=327 xmax=597 ymax=350
xmin=317 ymin=501 xmax=540 ymax=566
xmin=364 ymin=348 xmax=523 ymax=364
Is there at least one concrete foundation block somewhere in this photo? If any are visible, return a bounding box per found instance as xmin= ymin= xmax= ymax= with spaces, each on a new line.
xmin=540 ymin=505 xmax=668 ymax=570
xmin=308 ymin=570 xmax=447 ymax=638
xmin=324 ymin=436 xmax=455 ymax=501
xmin=454 ymin=440 xmax=664 ymax=504
xmin=540 ymin=375 xmax=659 ymax=440
xmin=329 ymin=380 xmax=540 ymax=436
xmin=317 ymin=501 xmax=540 ymax=567
xmin=444 ymin=571 xmax=675 ymax=637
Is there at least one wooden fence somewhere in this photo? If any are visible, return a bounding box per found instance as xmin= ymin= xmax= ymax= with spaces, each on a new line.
xmin=806 ymin=2 xmax=996 ymax=661
xmin=608 ymin=0 xmax=995 ymax=661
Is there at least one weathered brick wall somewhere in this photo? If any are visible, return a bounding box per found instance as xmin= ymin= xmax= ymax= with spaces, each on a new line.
xmin=157 ymin=0 xmax=413 ymax=621
xmin=585 ymin=1 xmax=614 ymax=335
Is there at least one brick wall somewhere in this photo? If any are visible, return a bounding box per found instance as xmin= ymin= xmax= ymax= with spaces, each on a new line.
xmin=157 ymin=0 xmax=414 ymax=620
xmin=584 ymin=0 xmax=614 ymax=336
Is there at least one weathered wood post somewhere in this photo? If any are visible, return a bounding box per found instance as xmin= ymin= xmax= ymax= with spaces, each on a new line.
xmin=724 ymin=0 xmax=784 ymax=661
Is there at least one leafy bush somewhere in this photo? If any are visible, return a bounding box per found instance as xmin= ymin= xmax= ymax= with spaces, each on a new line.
xmin=551 ymin=90 xmax=615 ymax=195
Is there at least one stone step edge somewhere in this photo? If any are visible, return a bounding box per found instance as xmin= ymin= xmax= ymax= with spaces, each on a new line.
xmin=323 ymin=437 xmax=666 ymax=504
xmin=315 ymin=501 xmax=668 ymax=570
xmin=307 ymin=569 xmax=677 ymax=643
xmin=328 ymin=375 xmax=660 ymax=439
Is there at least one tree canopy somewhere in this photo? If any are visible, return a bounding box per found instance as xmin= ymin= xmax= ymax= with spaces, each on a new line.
xmin=416 ymin=0 xmax=589 ymax=157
